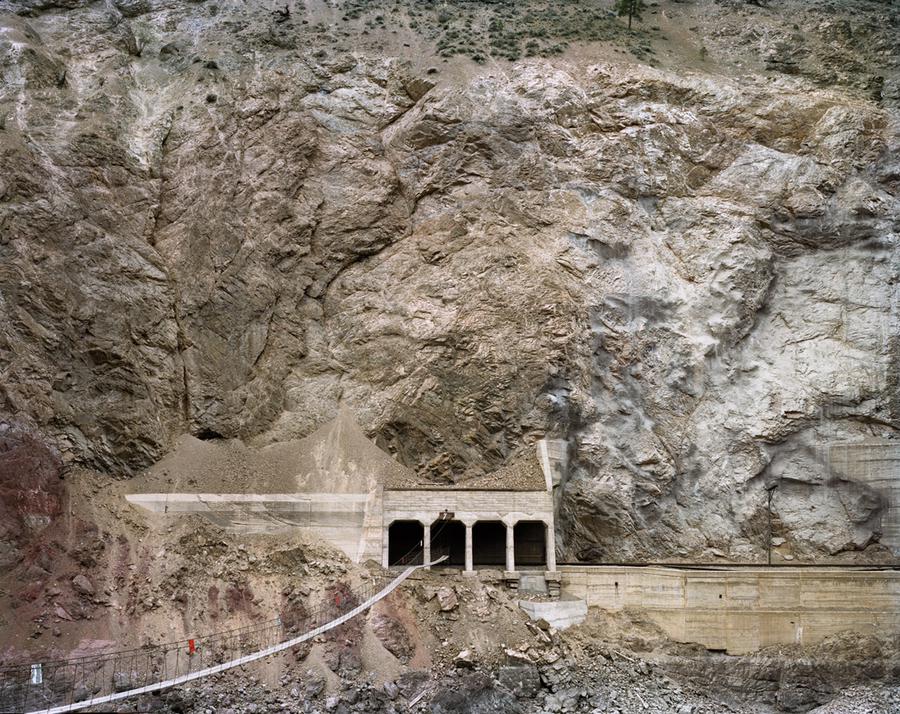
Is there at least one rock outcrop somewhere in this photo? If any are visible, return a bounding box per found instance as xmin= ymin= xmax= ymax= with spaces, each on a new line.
xmin=0 ymin=421 xmax=63 ymax=568
xmin=0 ymin=0 xmax=897 ymax=562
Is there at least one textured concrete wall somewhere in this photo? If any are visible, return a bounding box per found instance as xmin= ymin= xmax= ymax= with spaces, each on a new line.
xmin=381 ymin=490 xmax=556 ymax=571
xmin=382 ymin=490 xmax=554 ymax=526
xmin=358 ymin=486 xmax=385 ymax=563
xmin=126 ymin=492 xmax=380 ymax=562
xmin=537 ymin=439 xmax=567 ymax=490
xmin=128 ymin=486 xmax=556 ymax=565
xmin=826 ymin=440 xmax=900 ymax=554
xmin=561 ymin=566 xmax=900 ymax=655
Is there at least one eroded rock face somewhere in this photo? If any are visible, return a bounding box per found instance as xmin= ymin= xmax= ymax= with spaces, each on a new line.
xmin=0 ymin=423 xmax=63 ymax=567
xmin=0 ymin=2 xmax=897 ymax=561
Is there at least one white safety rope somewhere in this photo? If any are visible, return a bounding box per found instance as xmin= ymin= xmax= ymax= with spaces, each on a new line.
xmin=29 ymin=557 xmax=445 ymax=714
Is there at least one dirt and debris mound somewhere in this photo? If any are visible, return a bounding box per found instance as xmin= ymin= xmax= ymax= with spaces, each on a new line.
xmin=133 ymin=408 xmax=416 ymax=495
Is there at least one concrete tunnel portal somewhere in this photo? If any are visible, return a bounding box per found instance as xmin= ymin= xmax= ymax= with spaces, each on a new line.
xmin=387 ymin=520 xmax=424 ymax=566
xmin=386 ymin=517 xmax=551 ymax=571
xmin=473 ymin=520 xmax=507 ymax=566
xmin=430 ymin=519 xmax=466 ymax=566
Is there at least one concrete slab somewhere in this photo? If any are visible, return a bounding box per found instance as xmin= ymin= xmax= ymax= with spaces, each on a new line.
xmin=519 ymin=574 xmax=548 ymax=595
xmin=519 ymin=598 xmax=587 ymax=630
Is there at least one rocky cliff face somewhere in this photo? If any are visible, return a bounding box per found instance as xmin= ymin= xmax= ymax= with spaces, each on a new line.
xmin=0 ymin=0 xmax=897 ymax=563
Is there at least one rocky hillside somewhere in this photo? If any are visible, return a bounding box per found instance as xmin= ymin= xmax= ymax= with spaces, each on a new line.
xmin=0 ymin=0 xmax=898 ymax=563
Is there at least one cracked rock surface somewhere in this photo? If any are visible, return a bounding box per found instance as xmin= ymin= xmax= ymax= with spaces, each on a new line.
xmin=0 ymin=0 xmax=897 ymax=563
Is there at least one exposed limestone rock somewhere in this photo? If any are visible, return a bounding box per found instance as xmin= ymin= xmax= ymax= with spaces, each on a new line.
xmin=112 ymin=0 xmax=151 ymax=19
xmin=0 ymin=1 xmax=896 ymax=564
xmin=437 ymin=587 xmax=459 ymax=612
xmin=370 ymin=611 xmax=414 ymax=664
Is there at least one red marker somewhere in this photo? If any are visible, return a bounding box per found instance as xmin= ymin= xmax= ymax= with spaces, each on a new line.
xmin=188 ymin=639 xmax=196 ymax=655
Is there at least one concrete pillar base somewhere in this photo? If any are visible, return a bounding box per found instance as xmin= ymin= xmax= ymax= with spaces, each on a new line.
xmin=545 ymin=571 xmax=562 ymax=599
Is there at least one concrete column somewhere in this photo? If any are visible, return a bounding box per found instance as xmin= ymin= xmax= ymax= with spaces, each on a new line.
xmin=382 ymin=526 xmax=390 ymax=568
xmin=505 ymin=521 xmax=515 ymax=573
xmin=545 ymin=521 xmax=557 ymax=572
xmin=423 ymin=522 xmax=431 ymax=569
xmin=464 ymin=523 xmax=473 ymax=572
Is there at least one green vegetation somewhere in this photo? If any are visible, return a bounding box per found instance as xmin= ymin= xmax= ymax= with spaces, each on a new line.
xmin=613 ymin=0 xmax=646 ymax=31
xmin=336 ymin=0 xmax=657 ymax=64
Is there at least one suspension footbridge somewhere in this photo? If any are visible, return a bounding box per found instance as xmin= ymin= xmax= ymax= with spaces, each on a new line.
xmin=0 ymin=558 xmax=444 ymax=714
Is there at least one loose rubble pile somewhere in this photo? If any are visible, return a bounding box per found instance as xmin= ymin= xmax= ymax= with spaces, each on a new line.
xmin=46 ymin=563 xmax=895 ymax=714
xmin=103 ymin=661 xmax=900 ymax=714
xmin=111 ymin=624 xmax=900 ymax=714
xmin=124 ymin=645 xmax=741 ymax=714
xmin=807 ymin=685 xmax=900 ymax=714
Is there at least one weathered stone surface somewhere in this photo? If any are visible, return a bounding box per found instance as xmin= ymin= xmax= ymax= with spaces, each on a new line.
xmin=370 ymin=611 xmax=414 ymax=663
xmin=437 ymin=587 xmax=459 ymax=612
xmin=0 ymin=0 xmax=896 ymax=564
xmin=112 ymin=671 xmax=134 ymax=693
xmin=664 ymin=632 xmax=897 ymax=713
xmin=112 ymin=0 xmax=150 ymax=18
xmin=430 ymin=673 xmax=522 ymax=714
xmin=498 ymin=663 xmax=541 ymax=698
xmin=71 ymin=573 xmax=94 ymax=597
xmin=0 ymin=423 xmax=63 ymax=568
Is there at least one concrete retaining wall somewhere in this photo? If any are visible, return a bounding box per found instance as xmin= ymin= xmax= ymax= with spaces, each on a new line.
xmin=560 ymin=566 xmax=900 ymax=654
xmin=125 ymin=492 xmax=380 ymax=562
xmin=826 ymin=440 xmax=900 ymax=554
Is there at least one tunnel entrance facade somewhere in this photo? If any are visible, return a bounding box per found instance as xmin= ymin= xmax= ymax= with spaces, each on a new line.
xmin=473 ymin=521 xmax=507 ymax=566
xmin=430 ymin=518 xmax=466 ymax=566
xmin=381 ymin=489 xmax=556 ymax=576
xmin=514 ymin=521 xmax=547 ymax=567
xmin=126 ymin=408 xmax=561 ymax=583
xmin=387 ymin=520 xmax=424 ymax=566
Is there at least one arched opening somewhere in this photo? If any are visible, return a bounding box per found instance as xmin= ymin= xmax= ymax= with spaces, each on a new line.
xmin=430 ymin=519 xmax=466 ymax=566
xmin=388 ymin=520 xmax=424 ymax=566
xmin=472 ymin=520 xmax=506 ymax=566
xmin=514 ymin=521 xmax=547 ymax=567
